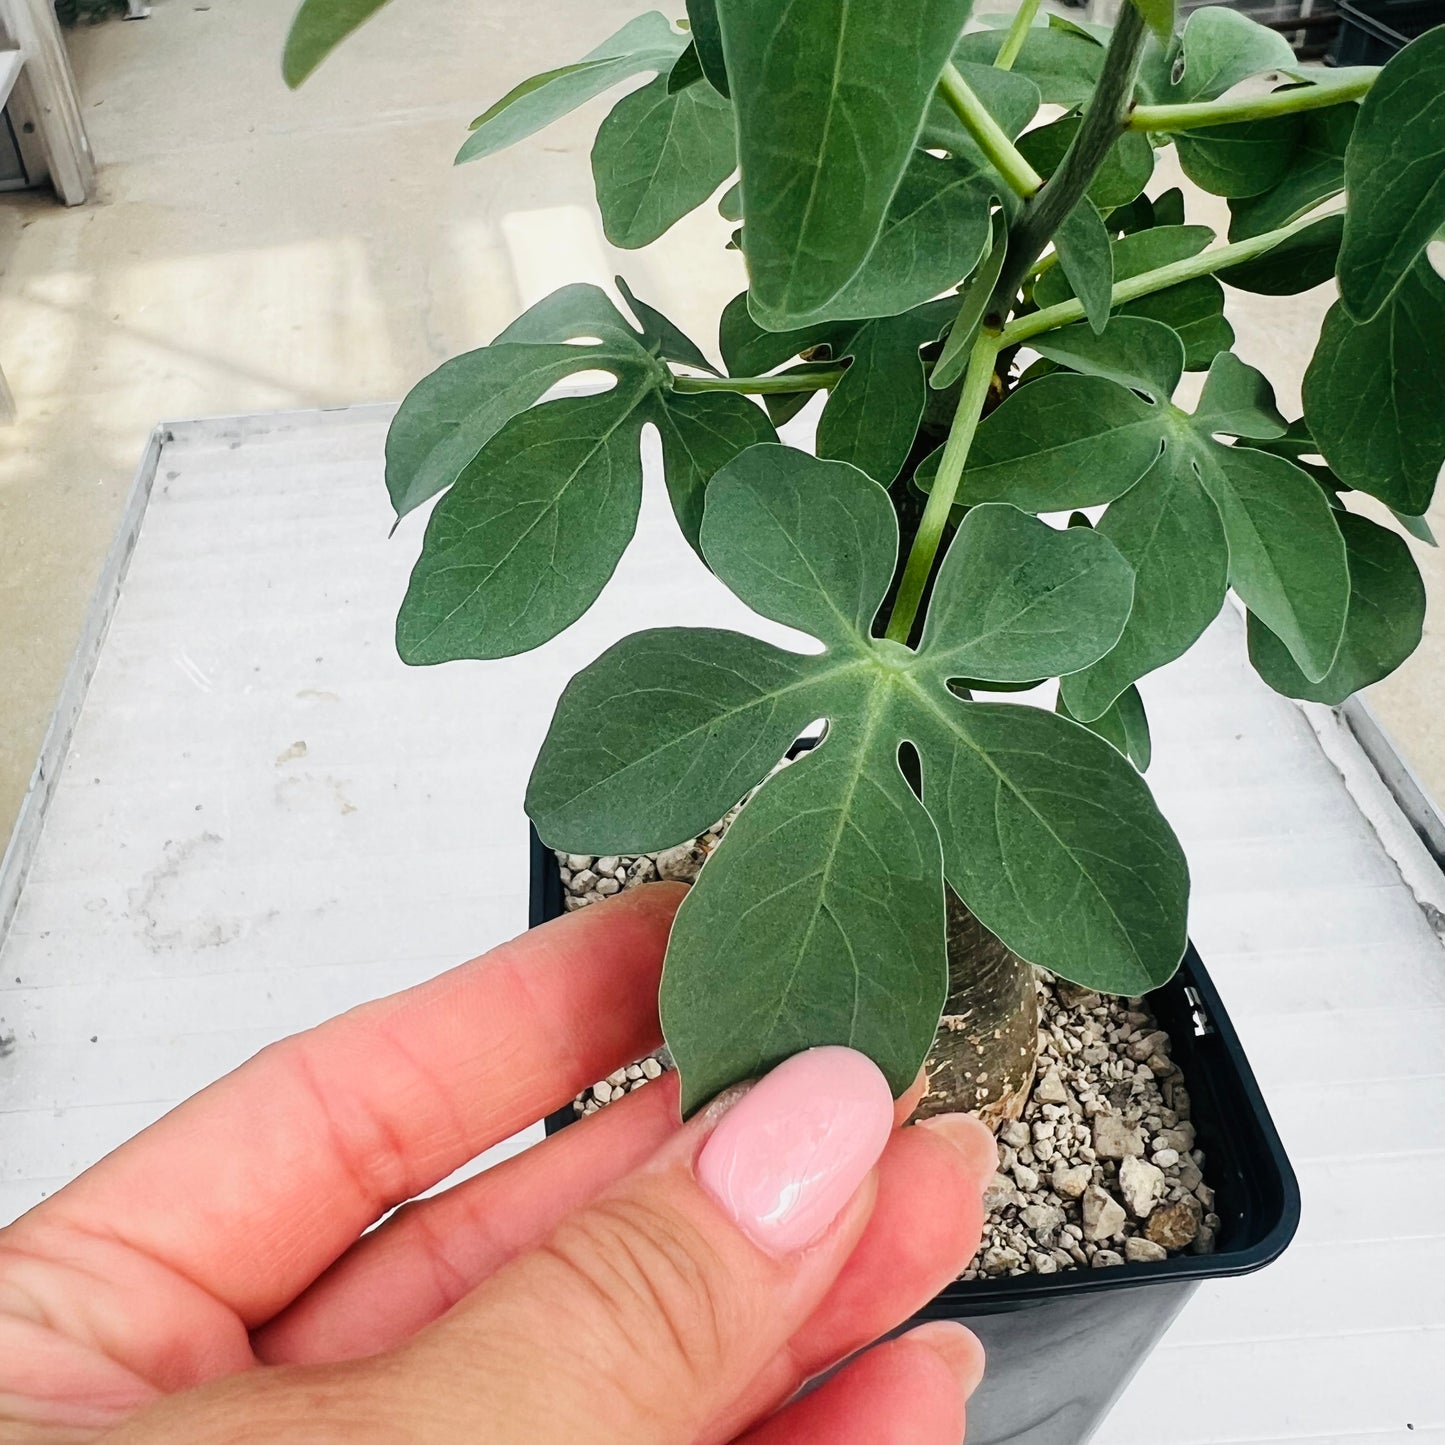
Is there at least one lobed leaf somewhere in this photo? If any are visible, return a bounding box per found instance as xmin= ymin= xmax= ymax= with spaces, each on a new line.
xmin=1060 ymin=444 xmax=1227 ymax=720
xmin=918 ymin=506 xmax=1136 ymax=684
xmin=1193 ymin=351 xmax=1287 ymax=439
xmin=1195 ymin=442 xmax=1349 ymax=682
xmin=904 ymin=696 xmax=1189 ymax=995
xmin=397 ymin=380 xmax=655 ymax=663
xmin=527 ymin=627 xmax=849 ymax=852
xmin=948 ymin=372 xmax=1165 ymax=511
xmin=1060 ymin=682 xmax=1152 ymax=772
xmin=700 ymin=445 xmax=896 ymax=646
xmin=662 ymin=720 xmax=948 ymax=1113
xmin=1031 ymin=315 xmax=1184 ymax=401
xmin=1248 ymin=511 xmax=1425 ymax=705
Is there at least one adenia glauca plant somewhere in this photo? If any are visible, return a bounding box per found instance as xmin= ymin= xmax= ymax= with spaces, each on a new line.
xmin=285 ymin=0 xmax=1445 ymax=1122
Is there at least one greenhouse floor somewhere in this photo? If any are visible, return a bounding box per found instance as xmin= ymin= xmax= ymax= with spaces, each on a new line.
xmin=2 ymin=407 xmax=1444 ymax=1443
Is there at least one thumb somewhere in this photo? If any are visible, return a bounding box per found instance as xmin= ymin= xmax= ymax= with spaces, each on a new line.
xmin=401 ymin=1046 xmax=899 ymax=1445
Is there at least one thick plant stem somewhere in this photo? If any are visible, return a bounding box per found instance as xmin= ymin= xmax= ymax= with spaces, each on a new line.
xmin=884 ymin=328 xmax=999 ymax=644
xmin=1129 ymin=71 xmax=1375 ymax=131
xmin=938 ymin=62 xmax=1043 ymax=200
xmin=995 ymin=0 xmax=1042 ymax=71
xmin=912 ymin=890 xmax=1039 ymax=1128
xmin=988 ymin=1 xmax=1148 ymax=317
xmin=1001 ymin=209 xmax=1333 ymax=347
xmin=670 ymin=369 xmax=845 ymax=395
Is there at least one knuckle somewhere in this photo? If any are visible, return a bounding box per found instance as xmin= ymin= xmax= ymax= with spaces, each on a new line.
xmin=544 ymin=1192 xmax=730 ymax=1391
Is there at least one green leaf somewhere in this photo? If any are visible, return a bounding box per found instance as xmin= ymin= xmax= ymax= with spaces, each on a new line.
xmin=282 ymin=0 xmax=390 ymax=87
xmin=457 ymin=13 xmax=687 ymax=165
xmin=1034 ymin=224 xmax=1223 ymax=364
xmin=904 ymin=697 xmax=1188 ymax=993
xmin=700 ymin=445 xmax=896 ymax=646
xmin=1337 ymin=27 xmax=1445 ymax=322
xmin=1059 ymin=683 xmax=1152 ymax=771
xmin=717 ymin=0 xmax=974 ymax=328
xmin=617 ymin=275 xmax=716 ymax=373
xmin=1228 ymin=103 xmax=1354 ymax=240
xmin=655 ymin=392 xmax=777 ymax=549
xmin=1155 ymin=6 xmax=1295 ymax=104
xmin=1120 ymin=279 xmax=1233 ymax=372
xmin=951 ymin=372 xmax=1164 ymax=510
xmin=1017 ymin=116 xmax=1155 ymax=211
xmin=932 ymin=212 xmax=1009 ymax=390
xmin=816 ymin=301 xmax=955 ymax=485
xmin=1248 ymin=510 xmax=1425 ymax=705
xmin=1060 ymin=445 xmax=1227 ymax=720
xmin=1196 ymin=442 xmax=1350 ymax=681
xmin=527 ymin=628 xmax=847 ymax=851
xmin=592 ymin=72 xmax=737 ymax=248
xmin=1303 ymin=252 xmax=1445 ymax=516
xmin=1395 ymin=509 xmax=1438 ymax=547
xmin=1193 ymin=351 xmax=1286 ymax=439
xmin=1219 ymin=213 xmax=1343 ymax=295
xmin=662 ymin=717 xmax=948 ymax=1112
xmin=1175 ymin=115 xmax=1300 ymax=200
xmin=1129 ymin=0 xmax=1176 ymax=44
xmin=1031 ymin=315 xmax=1185 ymax=401
xmin=1054 ymin=199 xmax=1115 ymax=334
xmin=921 ymin=60 xmax=1042 ymax=157
xmin=527 ymin=447 xmax=1189 ymax=1103
xmin=718 ymin=179 xmax=743 ymax=221
xmin=918 ymin=505 xmax=1136 ymax=683
xmin=667 ymin=41 xmax=706 ymax=93
xmin=495 ymin=280 xmax=649 ymax=349
xmin=385 ymin=341 xmax=600 ymax=520
xmin=686 ymin=0 xmax=729 ymax=95
xmin=398 ymin=380 xmax=657 ymax=664
xmin=954 ymin=25 xmax=1104 ymax=107
xmin=803 ymin=150 xmax=997 ymax=324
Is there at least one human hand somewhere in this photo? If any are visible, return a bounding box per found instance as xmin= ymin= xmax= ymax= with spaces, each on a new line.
xmin=0 ymin=883 xmax=994 ymax=1443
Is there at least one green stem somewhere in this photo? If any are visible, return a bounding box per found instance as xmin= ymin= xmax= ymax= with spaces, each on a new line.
xmin=995 ymin=0 xmax=1042 ymax=70
xmin=670 ymin=369 xmax=845 ymax=395
xmin=1000 ymin=209 xmax=1332 ymax=347
xmin=1128 ymin=72 xmax=1375 ymax=132
xmin=987 ymin=2 xmax=1148 ymax=317
xmin=938 ymin=61 xmax=1043 ymax=199
xmin=884 ymin=329 xmax=1000 ymax=645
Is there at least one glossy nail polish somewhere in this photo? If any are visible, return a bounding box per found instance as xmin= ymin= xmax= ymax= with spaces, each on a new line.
xmin=696 ymin=1046 xmax=894 ymax=1253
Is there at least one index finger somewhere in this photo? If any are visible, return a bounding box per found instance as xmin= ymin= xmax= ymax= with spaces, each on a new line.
xmin=13 ymin=883 xmax=686 ymax=1325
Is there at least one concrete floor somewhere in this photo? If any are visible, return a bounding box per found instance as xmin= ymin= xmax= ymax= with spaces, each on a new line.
xmin=0 ymin=0 xmax=1441 ymax=849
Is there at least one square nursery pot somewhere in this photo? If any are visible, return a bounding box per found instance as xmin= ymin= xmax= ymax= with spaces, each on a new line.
xmin=530 ymin=827 xmax=1300 ymax=1445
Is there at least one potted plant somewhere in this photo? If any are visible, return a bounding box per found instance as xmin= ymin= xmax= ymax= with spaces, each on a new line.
xmin=285 ymin=1 xmax=1443 ymax=1437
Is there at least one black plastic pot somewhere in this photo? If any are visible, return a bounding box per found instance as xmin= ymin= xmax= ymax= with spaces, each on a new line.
xmin=1330 ymin=0 xmax=1444 ymax=62
xmin=530 ymin=827 xmax=1299 ymax=1444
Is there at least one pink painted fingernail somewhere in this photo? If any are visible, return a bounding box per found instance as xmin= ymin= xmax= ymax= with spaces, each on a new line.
xmin=696 ymin=1047 xmax=894 ymax=1254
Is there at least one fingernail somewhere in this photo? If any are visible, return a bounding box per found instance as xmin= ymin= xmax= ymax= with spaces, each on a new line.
xmin=696 ymin=1047 xmax=894 ymax=1254
xmin=914 ymin=1113 xmax=999 ymax=1187
xmin=905 ymin=1320 xmax=986 ymax=1402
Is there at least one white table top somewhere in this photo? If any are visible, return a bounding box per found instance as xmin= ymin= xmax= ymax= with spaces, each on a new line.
xmin=2 ymin=405 xmax=1443 ymax=1442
